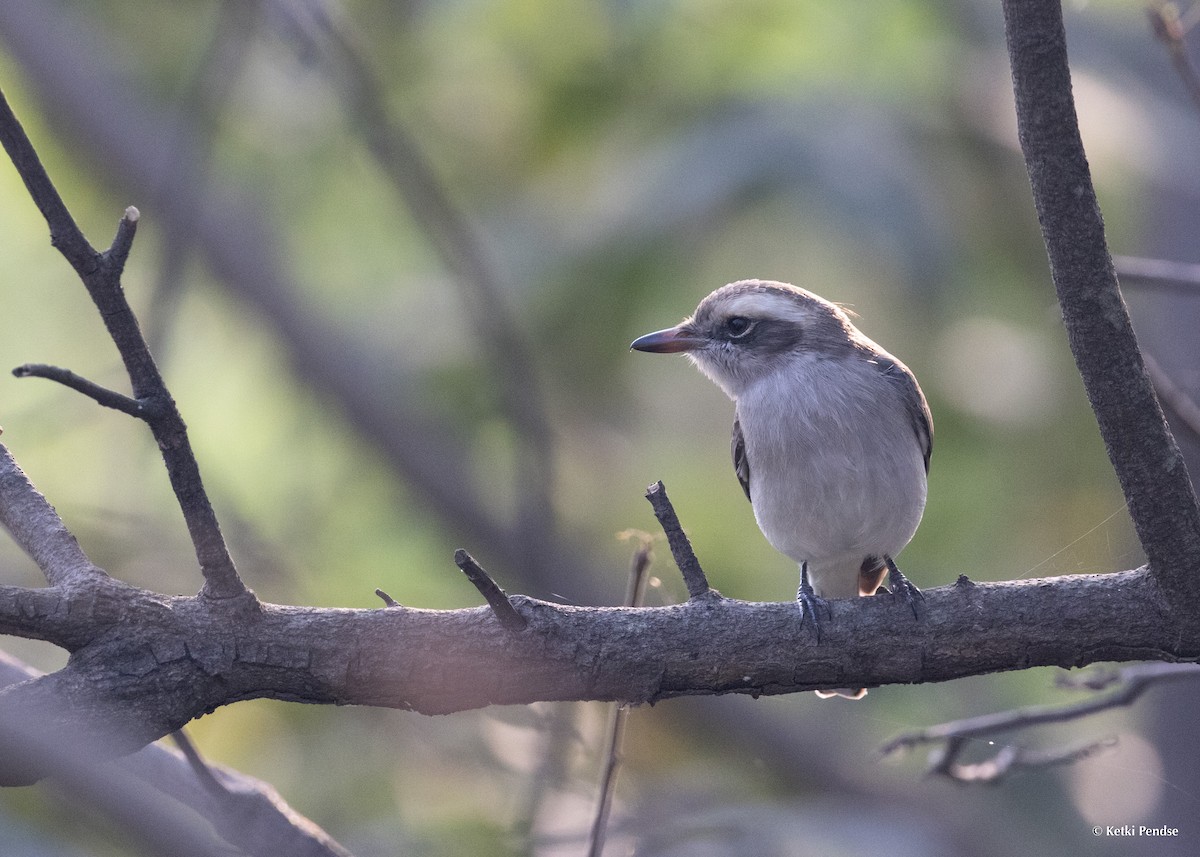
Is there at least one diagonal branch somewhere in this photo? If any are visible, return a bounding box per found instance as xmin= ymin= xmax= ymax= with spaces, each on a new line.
xmin=295 ymin=8 xmax=560 ymax=575
xmin=0 ymin=443 xmax=106 ymax=588
xmin=1149 ymin=2 xmax=1200 ymax=115
xmin=0 ymin=85 xmax=250 ymax=603
xmin=454 ymin=549 xmax=529 ymax=631
xmin=0 ymin=81 xmax=93 ymax=274
xmin=1142 ymin=351 xmax=1200 ymax=445
xmin=645 ymin=481 xmax=715 ymax=600
xmin=1002 ymin=0 xmax=1200 ymax=607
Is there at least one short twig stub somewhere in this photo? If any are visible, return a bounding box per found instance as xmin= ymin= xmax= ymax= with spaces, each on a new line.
xmin=454 ymin=549 xmax=528 ymax=631
xmin=644 ymin=481 xmax=714 ymax=600
xmin=375 ymin=589 xmax=400 ymax=608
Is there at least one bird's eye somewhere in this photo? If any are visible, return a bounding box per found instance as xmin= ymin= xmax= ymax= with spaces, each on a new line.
xmin=725 ymin=316 xmax=754 ymax=338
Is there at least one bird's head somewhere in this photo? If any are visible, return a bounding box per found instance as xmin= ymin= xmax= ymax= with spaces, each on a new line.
xmin=631 ymin=279 xmax=861 ymax=397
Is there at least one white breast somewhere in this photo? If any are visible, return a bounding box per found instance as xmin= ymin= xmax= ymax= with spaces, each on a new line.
xmin=735 ymin=354 xmax=927 ymax=598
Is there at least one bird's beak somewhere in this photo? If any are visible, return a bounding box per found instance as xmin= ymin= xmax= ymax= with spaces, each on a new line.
xmin=630 ymin=324 xmax=703 ymax=353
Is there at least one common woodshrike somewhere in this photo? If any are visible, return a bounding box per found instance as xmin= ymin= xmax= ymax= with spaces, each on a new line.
xmin=631 ymin=280 xmax=932 ymax=697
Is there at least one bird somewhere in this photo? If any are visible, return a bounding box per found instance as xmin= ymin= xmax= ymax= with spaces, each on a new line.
xmin=630 ymin=279 xmax=932 ymax=698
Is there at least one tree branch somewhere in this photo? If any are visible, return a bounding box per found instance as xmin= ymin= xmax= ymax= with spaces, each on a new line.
xmin=0 ymin=84 xmax=249 ymax=603
xmin=11 ymin=363 xmax=147 ymax=417
xmin=1142 ymin=351 xmax=1200 ymax=445
xmin=0 ymin=558 xmax=1193 ymax=786
xmin=1149 ymin=1 xmax=1200 ymax=115
xmin=0 ymin=72 xmax=94 ymax=273
xmin=0 ymin=443 xmax=106 ymax=588
xmin=924 ymin=735 xmax=1116 ymax=785
xmin=0 ymin=652 xmax=354 ymax=857
xmin=1002 ymin=0 xmax=1200 ymax=606
xmin=1114 ymin=253 xmax=1200 ymax=291
xmin=454 ymin=548 xmax=528 ymax=631
xmin=881 ymin=662 xmax=1200 ymax=783
xmin=0 ymin=0 xmax=613 ymax=604
xmin=645 ymin=481 xmax=714 ymax=600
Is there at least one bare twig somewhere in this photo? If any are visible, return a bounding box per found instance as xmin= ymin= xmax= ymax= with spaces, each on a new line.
xmin=645 ymin=481 xmax=715 ymax=600
xmin=1115 ymin=253 xmax=1200 ymax=291
xmin=1055 ymin=661 xmax=1200 ymax=692
xmin=454 ymin=549 xmax=528 ymax=631
xmin=0 ymin=85 xmax=249 ymax=602
xmin=926 ymin=735 xmax=1117 ymax=784
xmin=883 ymin=663 xmax=1200 ymax=755
xmin=1142 ymin=351 xmax=1200 ymax=444
xmin=619 ymin=536 xmax=654 ymax=608
xmin=12 ymin=364 xmax=147 ymax=418
xmin=588 ymin=539 xmax=653 ymax=857
xmin=1002 ymin=0 xmax=1200 ymax=606
xmin=881 ymin=663 xmax=1200 ymax=783
xmin=171 ymin=730 xmax=229 ymax=798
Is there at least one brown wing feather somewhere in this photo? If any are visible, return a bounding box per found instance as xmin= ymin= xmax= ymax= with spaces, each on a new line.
xmin=875 ymin=357 xmax=933 ymax=473
xmin=732 ymin=416 xmax=751 ymax=501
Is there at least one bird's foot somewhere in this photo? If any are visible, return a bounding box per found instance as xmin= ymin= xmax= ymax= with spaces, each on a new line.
xmin=796 ymin=563 xmax=830 ymax=642
xmin=885 ymin=556 xmax=924 ymax=619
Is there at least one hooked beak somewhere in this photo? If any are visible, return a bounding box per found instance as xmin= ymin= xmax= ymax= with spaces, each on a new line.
xmin=630 ymin=324 xmax=704 ymax=353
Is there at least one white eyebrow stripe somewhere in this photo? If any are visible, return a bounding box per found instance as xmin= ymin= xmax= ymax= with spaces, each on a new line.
xmin=721 ymin=291 xmax=811 ymax=323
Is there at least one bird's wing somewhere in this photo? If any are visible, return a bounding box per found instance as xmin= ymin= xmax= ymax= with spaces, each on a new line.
xmin=731 ymin=416 xmax=752 ymax=501
xmin=876 ymin=357 xmax=933 ymax=473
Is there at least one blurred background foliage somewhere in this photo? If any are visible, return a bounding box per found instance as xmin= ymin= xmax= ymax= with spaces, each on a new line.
xmin=0 ymin=0 xmax=1197 ymax=854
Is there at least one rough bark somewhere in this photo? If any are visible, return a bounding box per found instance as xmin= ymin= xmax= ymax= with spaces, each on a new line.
xmin=1003 ymin=0 xmax=1200 ymax=606
xmin=1 ymin=562 xmax=1194 ymax=785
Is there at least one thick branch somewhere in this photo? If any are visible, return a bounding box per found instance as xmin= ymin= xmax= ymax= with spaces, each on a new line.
xmin=0 ymin=565 xmax=1193 ymax=785
xmin=1002 ymin=0 xmax=1200 ymax=606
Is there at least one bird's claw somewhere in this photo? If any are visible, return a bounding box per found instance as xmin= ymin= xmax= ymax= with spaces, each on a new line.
xmin=796 ymin=564 xmax=830 ymax=642
xmin=885 ymin=556 xmax=924 ymax=619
